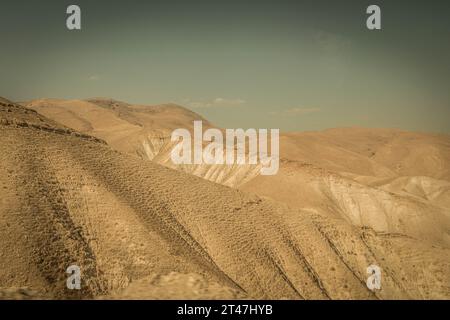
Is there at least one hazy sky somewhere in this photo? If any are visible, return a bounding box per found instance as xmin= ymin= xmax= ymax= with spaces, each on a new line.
xmin=1 ymin=0 xmax=449 ymax=132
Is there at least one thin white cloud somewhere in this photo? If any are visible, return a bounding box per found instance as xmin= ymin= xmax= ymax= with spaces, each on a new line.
xmin=183 ymin=98 xmax=246 ymax=109
xmin=88 ymin=75 xmax=100 ymax=81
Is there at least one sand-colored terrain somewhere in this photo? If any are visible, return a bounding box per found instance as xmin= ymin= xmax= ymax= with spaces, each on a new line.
xmin=25 ymin=99 xmax=260 ymax=187
xmin=24 ymin=99 xmax=450 ymax=245
xmin=1 ymin=97 xmax=449 ymax=299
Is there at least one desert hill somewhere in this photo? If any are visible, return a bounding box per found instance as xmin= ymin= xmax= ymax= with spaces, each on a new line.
xmin=24 ymin=98 xmax=260 ymax=186
xmin=23 ymin=99 xmax=450 ymax=246
xmin=241 ymin=159 xmax=450 ymax=246
xmin=24 ymin=98 xmax=211 ymax=158
xmin=240 ymin=130 xmax=450 ymax=247
xmin=24 ymin=100 xmax=450 ymax=188
xmin=2 ymin=98 xmax=449 ymax=299
xmin=280 ymin=128 xmax=450 ymax=181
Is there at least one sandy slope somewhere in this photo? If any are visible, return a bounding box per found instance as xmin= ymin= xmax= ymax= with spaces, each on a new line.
xmin=241 ymin=159 xmax=450 ymax=246
xmin=239 ymin=131 xmax=450 ymax=247
xmin=24 ymin=98 xmax=212 ymax=158
xmin=2 ymin=98 xmax=449 ymax=299
xmin=280 ymin=128 xmax=450 ymax=181
xmin=24 ymin=99 xmax=450 ymax=244
xmin=24 ymin=99 xmax=450 ymax=186
xmin=25 ymin=99 xmax=260 ymax=187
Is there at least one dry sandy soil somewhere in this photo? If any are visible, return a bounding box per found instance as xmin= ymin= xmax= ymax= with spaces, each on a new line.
xmin=0 ymin=97 xmax=449 ymax=299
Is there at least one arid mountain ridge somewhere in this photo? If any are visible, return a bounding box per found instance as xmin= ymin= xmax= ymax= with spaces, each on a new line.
xmin=0 ymin=96 xmax=449 ymax=299
xmin=24 ymin=98 xmax=450 ymax=245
